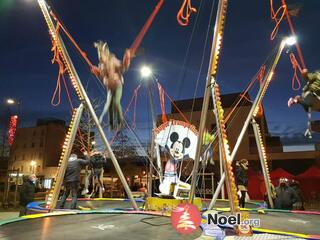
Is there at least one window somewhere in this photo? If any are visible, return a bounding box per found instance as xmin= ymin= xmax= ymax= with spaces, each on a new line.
xmin=33 ymin=131 xmax=36 ymax=136
xmin=21 ymin=165 xmax=24 ymax=171
xmin=43 ymin=179 xmax=52 ymax=189
xmin=40 ymin=139 xmax=44 ymax=148
xmin=31 ymin=142 xmax=35 ymax=148
xmin=29 ymin=166 xmax=32 ymax=172
xmin=14 ymin=155 xmax=17 ymax=161
xmin=23 ymin=144 xmax=27 ymax=148
xmin=41 ymin=129 xmax=45 ymax=136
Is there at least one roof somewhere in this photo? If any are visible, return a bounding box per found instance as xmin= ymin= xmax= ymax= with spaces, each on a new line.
xmin=36 ymin=118 xmax=66 ymax=126
xmin=170 ymin=92 xmax=252 ymax=113
xmin=269 ymin=168 xmax=295 ymax=179
xmin=296 ymin=166 xmax=320 ymax=179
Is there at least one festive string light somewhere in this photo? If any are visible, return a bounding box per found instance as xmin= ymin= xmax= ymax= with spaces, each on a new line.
xmin=45 ymin=107 xmax=78 ymax=209
xmin=213 ymin=83 xmax=239 ymax=210
xmin=254 ymin=122 xmax=272 ymax=183
xmin=38 ymin=0 xmax=83 ymax=101
xmin=8 ymin=115 xmax=18 ymax=146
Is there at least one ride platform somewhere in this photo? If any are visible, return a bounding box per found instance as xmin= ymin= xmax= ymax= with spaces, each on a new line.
xmin=145 ymin=196 xmax=202 ymax=213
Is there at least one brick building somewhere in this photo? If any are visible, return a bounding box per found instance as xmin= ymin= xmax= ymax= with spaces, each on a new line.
xmin=8 ymin=118 xmax=66 ymax=181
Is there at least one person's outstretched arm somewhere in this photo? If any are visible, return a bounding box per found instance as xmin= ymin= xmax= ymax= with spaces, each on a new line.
xmin=91 ymin=65 xmax=102 ymax=79
xmin=122 ymin=49 xmax=131 ymax=73
xmin=302 ymin=69 xmax=317 ymax=83
xmin=78 ymin=152 xmax=90 ymax=166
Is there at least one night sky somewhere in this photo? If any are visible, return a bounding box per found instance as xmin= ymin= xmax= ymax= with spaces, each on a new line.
xmin=1 ymin=0 xmax=320 ymax=147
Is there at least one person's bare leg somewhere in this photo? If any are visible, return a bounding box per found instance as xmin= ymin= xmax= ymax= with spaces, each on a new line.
xmin=99 ymin=89 xmax=112 ymax=124
xmin=114 ymin=84 xmax=123 ymax=129
xmin=305 ymin=107 xmax=313 ymax=138
xmin=109 ymin=94 xmax=114 ymax=130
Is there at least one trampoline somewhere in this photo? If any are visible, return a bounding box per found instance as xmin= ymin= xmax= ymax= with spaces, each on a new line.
xmin=1 ymin=198 xmax=319 ymax=239
xmin=26 ymin=198 xmax=261 ymax=214
xmin=0 ymin=213 xmax=201 ymax=240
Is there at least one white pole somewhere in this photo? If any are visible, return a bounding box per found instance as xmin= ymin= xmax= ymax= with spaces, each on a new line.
xmin=209 ymin=39 xmax=286 ymax=209
xmin=189 ymin=0 xmax=229 ymax=203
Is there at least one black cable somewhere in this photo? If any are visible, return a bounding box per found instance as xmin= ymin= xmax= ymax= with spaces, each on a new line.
xmin=140 ymin=216 xmax=171 ymax=226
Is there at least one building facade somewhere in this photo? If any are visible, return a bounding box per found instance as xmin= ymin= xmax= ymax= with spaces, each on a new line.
xmin=8 ymin=118 xmax=66 ymax=179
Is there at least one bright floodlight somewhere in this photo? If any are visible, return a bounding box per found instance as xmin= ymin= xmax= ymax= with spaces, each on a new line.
xmin=30 ymin=160 xmax=36 ymax=166
xmin=285 ymin=36 xmax=297 ymax=46
xmin=6 ymin=98 xmax=15 ymax=105
xmin=140 ymin=66 xmax=152 ymax=78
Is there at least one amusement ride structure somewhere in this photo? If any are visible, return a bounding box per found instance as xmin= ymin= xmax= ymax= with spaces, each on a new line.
xmin=1 ymin=0 xmax=319 ymax=239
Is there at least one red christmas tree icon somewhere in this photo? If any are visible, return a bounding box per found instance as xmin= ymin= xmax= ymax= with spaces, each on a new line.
xmin=171 ymin=203 xmax=201 ymax=234
xmin=177 ymin=207 xmax=196 ymax=231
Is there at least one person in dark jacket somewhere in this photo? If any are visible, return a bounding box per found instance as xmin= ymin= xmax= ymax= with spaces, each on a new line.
xmin=59 ymin=153 xmax=90 ymax=209
xmin=274 ymin=178 xmax=298 ymax=210
xmin=235 ymin=159 xmax=249 ymax=208
xmin=19 ymin=174 xmax=37 ymax=216
xmin=289 ymin=180 xmax=304 ymax=210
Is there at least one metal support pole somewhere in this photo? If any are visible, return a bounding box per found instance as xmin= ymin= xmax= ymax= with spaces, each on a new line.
xmin=211 ymin=173 xmax=214 ymax=198
xmin=209 ymin=175 xmax=224 ymax=209
xmin=14 ymin=170 xmax=19 ymax=207
xmin=147 ymin=83 xmax=162 ymax=196
xmin=189 ymin=0 xmax=229 ymax=203
xmin=47 ymin=104 xmax=84 ymax=211
xmin=209 ymin=39 xmax=286 ymax=209
xmin=38 ymin=0 xmax=138 ymax=210
xmin=252 ymin=119 xmax=274 ymax=208
xmin=219 ymin=140 xmax=225 ymax=199
xmin=99 ymin=168 xmax=104 ymax=198
xmin=211 ymin=80 xmax=239 ymax=214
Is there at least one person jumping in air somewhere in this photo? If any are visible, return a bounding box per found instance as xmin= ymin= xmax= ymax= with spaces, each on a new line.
xmin=288 ymin=68 xmax=320 ymax=138
xmin=91 ymin=41 xmax=131 ymax=130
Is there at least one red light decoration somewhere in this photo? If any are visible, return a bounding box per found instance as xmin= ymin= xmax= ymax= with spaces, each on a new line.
xmin=8 ymin=115 xmax=18 ymax=146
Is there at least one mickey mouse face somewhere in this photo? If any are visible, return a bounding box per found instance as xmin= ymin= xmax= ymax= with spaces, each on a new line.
xmin=169 ymin=132 xmax=190 ymax=160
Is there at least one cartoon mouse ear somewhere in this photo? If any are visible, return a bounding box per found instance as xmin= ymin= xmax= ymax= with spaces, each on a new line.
xmin=170 ymin=132 xmax=179 ymax=142
xmin=182 ymin=137 xmax=191 ymax=148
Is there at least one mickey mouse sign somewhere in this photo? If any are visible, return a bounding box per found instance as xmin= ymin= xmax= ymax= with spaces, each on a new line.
xmin=155 ymin=119 xmax=199 ymax=197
